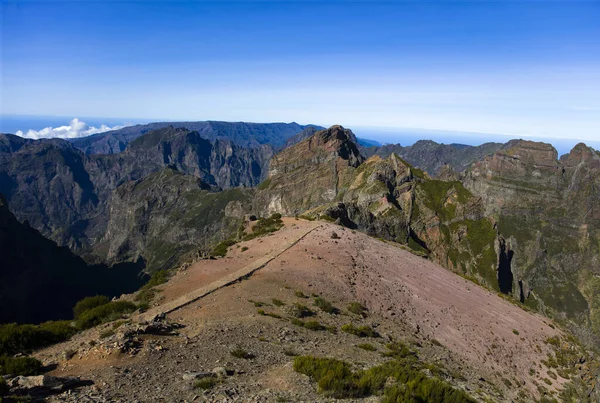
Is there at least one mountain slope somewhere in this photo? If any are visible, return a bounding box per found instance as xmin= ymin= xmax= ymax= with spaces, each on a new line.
xmin=0 ymin=127 xmax=270 ymax=252
xmin=35 ymin=219 xmax=596 ymax=402
xmin=0 ymin=194 xmax=144 ymax=324
xmin=255 ymin=126 xmax=499 ymax=290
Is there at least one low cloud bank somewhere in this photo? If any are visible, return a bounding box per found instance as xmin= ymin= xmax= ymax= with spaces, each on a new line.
xmin=16 ymin=118 xmax=124 ymax=139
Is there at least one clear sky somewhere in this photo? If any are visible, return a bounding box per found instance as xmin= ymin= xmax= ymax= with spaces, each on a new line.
xmin=2 ymin=0 xmax=599 ymax=142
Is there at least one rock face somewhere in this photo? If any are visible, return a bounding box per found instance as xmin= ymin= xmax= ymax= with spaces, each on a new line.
xmin=0 ymin=194 xmax=144 ymax=324
xmin=256 ymin=126 xmax=498 ymax=288
xmin=104 ymin=168 xmax=253 ymax=271
xmin=464 ymin=140 xmax=600 ymax=342
xmin=363 ymin=140 xmax=503 ymax=176
xmin=71 ymin=121 xmax=320 ymax=154
xmin=0 ymin=127 xmax=271 ymax=251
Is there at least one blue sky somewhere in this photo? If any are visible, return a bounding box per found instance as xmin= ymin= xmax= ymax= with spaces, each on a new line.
xmin=2 ymin=0 xmax=599 ymax=143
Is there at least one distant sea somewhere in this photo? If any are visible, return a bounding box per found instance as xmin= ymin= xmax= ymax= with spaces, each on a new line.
xmin=1 ymin=115 xmax=597 ymax=157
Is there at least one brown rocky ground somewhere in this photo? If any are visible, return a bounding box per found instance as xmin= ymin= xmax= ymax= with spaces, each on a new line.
xmin=36 ymin=219 xmax=578 ymax=402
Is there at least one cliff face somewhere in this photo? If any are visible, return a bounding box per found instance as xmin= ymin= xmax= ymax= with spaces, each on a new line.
xmin=104 ymin=168 xmax=253 ymax=271
xmin=256 ymin=126 xmax=499 ymax=289
xmin=0 ymin=127 xmax=271 ymax=251
xmin=0 ymin=194 xmax=144 ymax=324
xmin=464 ymin=140 xmax=600 ymax=341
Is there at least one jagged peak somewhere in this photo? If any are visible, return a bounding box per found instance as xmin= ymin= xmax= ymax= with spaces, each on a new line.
xmin=560 ymin=142 xmax=600 ymax=166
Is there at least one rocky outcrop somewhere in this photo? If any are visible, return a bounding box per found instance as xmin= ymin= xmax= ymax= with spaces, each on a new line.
xmin=0 ymin=194 xmax=144 ymax=324
xmin=464 ymin=140 xmax=600 ymax=342
xmin=256 ymin=126 xmax=499 ymax=288
xmin=363 ymin=140 xmax=503 ymax=176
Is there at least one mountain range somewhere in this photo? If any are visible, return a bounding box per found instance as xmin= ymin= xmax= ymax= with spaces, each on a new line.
xmin=2 ymin=121 xmax=600 ymax=344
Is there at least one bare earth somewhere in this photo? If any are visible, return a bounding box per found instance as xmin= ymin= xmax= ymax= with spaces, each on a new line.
xmin=40 ymin=218 xmax=567 ymax=402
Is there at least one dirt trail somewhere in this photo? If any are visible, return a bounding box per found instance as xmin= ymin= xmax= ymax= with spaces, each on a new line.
xmin=139 ymin=222 xmax=321 ymax=322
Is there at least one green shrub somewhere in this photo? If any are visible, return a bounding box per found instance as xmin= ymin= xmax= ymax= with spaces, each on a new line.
xmin=512 ymin=329 xmax=520 ymax=335
xmin=242 ymin=215 xmax=284 ymax=241
xmin=73 ymin=295 xmax=110 ymax=319
xmin=272 ymin=298 xmax=285 ymax=307
xmin=290 ymin=303 xmax=315 ymax=318
xmin=341 ymin=324 xmax=379 ymax=338
xmin=0 ymin=355 xmax=43 ymax=376
xmin=212 ymin=239 xmax=237 ymax=257
xmin=76 ymin=301 xmax=138 ymax=330
xmin=291 ymin=319 xmax=326 ymax=331
xmin=347 ymin=302 xmax=368 ymax=317
xmin=0 ymin=321 xmax=76 ymax=357
xmin=230 ymin=348 xmax=255 ymax=359
xmin=194 ymin=377 xmax=218 ymax=390
xmin=294 ymin=355 xmax=475 ymax=402
xmin=295 ymin=290 xmax=308 ymax=299
xmin=357 ymin=343 xmax=377 ymax=351
xmin=313 ymin=297 xmax=339 ymax=314
xmin=241 ymin=246 xmax=249 ymax=252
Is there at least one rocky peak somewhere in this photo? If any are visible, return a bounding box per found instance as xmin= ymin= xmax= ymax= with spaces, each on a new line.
xmin=269 ymin=125 xmax=363 ymax=177
xmin=561 ymin=142 xmax=600 ymax=167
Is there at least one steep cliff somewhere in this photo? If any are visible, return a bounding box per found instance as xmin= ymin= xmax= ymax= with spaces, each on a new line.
xmin=464 ymin=140 xmax=600 ymax=341
xmin=103 ymin=168 xmax=253 ymax=271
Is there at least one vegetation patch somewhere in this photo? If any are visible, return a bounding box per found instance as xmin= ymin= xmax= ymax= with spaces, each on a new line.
xmin=341 ymin=324 xmax=379 ymax=338
xmin=230 ymin=347 xmax=255 ymax=359
xmin=291 ymin=319 xmax=326 ymax=331
xmin=212 ymin=239 xmax=237 ymax=257
xmin=293 ymin=351 xmax=475 ymax=401
xmin=347 ymin=302 xmax=368 ymax=317
xmin=0 ymin=355 xmax=43 ymax=376
xmin=76 ymin=301 xmax=138 ymax=330
xmin=242 ymin=214 xmax=284 ymax=241
xmin=194 ymin=376 xmax=218 ymax=390
xmin=272 ymin=298 xmax=286 ymax=307
xmin=313 ymin=297 xmax=339 ymax=314
xmin=357 ymin=343 xmax=377 ymax=351
xmin=289 ymin=303 xmax=315 ymax=318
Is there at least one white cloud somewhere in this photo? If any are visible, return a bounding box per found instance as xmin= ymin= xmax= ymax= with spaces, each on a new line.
xmin=15 ymin=118 xmax=124 ymax=140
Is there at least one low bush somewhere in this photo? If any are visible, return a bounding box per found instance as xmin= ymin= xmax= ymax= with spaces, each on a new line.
xmin=76 ymin=301 xmax=138 ymax=330
xmin=242 ymin=214 xmax=284 ymax=241
xmin=291 ymin=319 xmax=326 ymax=331
xmin=272 ymin=298 xmax=285 ymax=307
xmin=347 ymin=302 xmax=368 ymax=317
xmin=73 ymin=295 xmax=110 ymax=319
xmin=0 ymin=355 xmax=43 ymax=376
xmin=357 ymin=343 xmax=377 ymax=351
xmin=212 ymin=239 xmax=237 ymax=257
xmin=293 ymin=355 xmax=475 ymax=401
xmin=194 ymin=377 xmax=218 ymax=390
xmin=290 ymin=303 xmax=315 ymax=318
xmin=230 ymin=347 xmax=255 ymax=359
xmin=0 ymin=321 xmax=76 ymax=357
xmin=341 ymin=324 xmax=379 ymax=338
xmin=313 ymin=297 xmax=339 ymax=314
